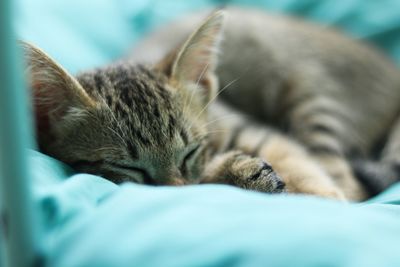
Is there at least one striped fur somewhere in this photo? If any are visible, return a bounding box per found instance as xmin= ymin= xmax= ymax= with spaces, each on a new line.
xmin=131 ymin=7 xmax=400 ymax=200
xmin=24 ymin=8 xmax=400 ymax=201
xmin=24 ymin=11 xmax=286 ymax=194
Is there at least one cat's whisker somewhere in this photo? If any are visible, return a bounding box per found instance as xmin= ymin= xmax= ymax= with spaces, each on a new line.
xmin=160 ymin=128 xmax=170 ymax=140
xmin=195 ymin=62 xmax=210 ymax=88
xmin=182 ymin=63 xmax=210 ymax=117
xmin=188 ymin=77 xmax=240 ymax=131
xmin=92 ymin=146 xmax=117 ymax=152
xmin=100 ymin=97 xmax=129 ymax=143
xmin=187 ymin=63 xmax=210 ymax=111
xmin=192 ymin=129 xmax=229 ymax=140
xmin=107 ymin=126 xmax=126 ymax=145
xmin=199 ymin=114 xmax=237 ymax=129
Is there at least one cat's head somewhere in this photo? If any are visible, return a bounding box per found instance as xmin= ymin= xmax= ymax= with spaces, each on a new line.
xmin=23 ymin=11 xmax=225 ymax=185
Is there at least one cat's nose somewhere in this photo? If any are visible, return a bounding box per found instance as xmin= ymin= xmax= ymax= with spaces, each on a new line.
xmin=161 ymin=167 xmax=186 ymax=186
xmin=168 ymin=178 xmax=186 ymax=186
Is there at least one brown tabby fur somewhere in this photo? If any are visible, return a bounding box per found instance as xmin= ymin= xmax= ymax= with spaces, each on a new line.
xmin=24 ymin=8 xmax=400 ymax=201
xmin=130 ymin=7 xmax=400 ymax=201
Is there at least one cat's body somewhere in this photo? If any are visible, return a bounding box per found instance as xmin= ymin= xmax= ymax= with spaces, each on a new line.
xmin=132 ymin=8 xmax=400 ymax=155
xmin=24 ymin=8 xmax=400 ymax=202
xmin=25 ymin=11 xmax=287 ymax=197
xmin=130 ymin=7 xmax=400 ymax=200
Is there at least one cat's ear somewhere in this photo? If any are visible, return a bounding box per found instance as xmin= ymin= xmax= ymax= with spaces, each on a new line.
xmin=157 ymin=10 xmax=225 ymax=97
xmin=20 ymin=41 xmax=95 ymax=142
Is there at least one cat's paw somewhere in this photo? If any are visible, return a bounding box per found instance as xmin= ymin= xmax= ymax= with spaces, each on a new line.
xmin=229 ymin=154 xmax=286 ymax=193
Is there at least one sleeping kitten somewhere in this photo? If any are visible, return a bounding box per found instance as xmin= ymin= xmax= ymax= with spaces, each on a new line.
xmin=23 ymin=8 xmax=400 ymax=201
xmin=24 ymin=10 xmax=341 ymax=199
xmin=130 ymin=7 xmax=400 ymax=200
xmin=23 ymin=11 xmax=288 ymax=195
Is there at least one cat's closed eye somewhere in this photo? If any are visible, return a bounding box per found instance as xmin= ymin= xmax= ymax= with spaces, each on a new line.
xmin=112 ymin=163 xmax=156 ymax=185
xmin=70 ymin=159 xmax=156 ymax=184
xmin=181 ymin=144 xmax=202 ymax=175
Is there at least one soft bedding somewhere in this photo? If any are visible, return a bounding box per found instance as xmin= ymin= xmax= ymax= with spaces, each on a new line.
xmin=31 ymin=151 xmax=400 ymax=267
xmin=13 ymin=0 xmax=400 ymax=266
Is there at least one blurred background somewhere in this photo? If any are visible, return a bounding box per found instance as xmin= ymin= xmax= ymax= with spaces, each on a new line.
xmin=15 ymin=0 xmax=400 ymax=74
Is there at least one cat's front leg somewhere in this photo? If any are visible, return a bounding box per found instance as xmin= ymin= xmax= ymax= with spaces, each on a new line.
xmin=256 ymin=135 xmax=347 ymax=201
xmin=201 ymin=150 xmax=286 ymax=193
xmin=310 ymin=153 xmax=369 ymax=201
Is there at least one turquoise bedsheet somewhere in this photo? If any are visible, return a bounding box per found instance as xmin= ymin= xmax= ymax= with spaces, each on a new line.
xmin=31 ymin=151 xmax=400 ymax=267
xmin=14 ymin=0 xmax=400 ymax=266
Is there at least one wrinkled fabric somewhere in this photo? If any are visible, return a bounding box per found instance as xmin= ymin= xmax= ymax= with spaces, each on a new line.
xmin=29 ymin=151 xmax=400 ymax=267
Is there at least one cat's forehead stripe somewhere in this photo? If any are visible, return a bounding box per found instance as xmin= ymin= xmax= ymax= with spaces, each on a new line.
xmin=77 ymin=63 xmax=184 ymax=148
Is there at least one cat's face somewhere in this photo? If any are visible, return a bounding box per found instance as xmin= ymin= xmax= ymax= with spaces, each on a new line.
xmin=23 ymin=11 xmax=224 ymax=185
xmin=58 ymin=64 xmax=211 ymax=185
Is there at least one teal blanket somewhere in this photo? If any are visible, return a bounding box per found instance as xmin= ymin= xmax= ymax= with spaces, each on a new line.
xmin=15 ymin=0 xmax=400 ymax=266
xmin=32 ymin=152 xmax=400 ymax=267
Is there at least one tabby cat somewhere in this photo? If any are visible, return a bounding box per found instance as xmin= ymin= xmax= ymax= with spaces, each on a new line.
xmin=130 ymin=7 xmax=400 ymax=201
xmin=23 ymin=8 xmax=400 ymax=201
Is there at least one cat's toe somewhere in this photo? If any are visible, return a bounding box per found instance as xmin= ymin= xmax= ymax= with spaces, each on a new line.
xmin=245 ymin=160 xmax=286 ymax=193
xmin=206 ymin=152 xmax=286 ymax=193
xmin=248 ymin=161 xmax=273 ymax=180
